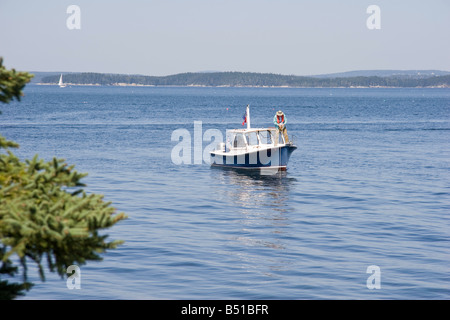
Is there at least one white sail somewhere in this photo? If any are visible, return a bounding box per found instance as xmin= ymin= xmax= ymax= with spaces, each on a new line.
xmin=59 ymin=74 xmax=66 ymax=87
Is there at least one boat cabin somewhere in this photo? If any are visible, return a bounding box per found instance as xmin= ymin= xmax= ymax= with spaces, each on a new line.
xmin=222 ymin=128 xmax=286 ymax=153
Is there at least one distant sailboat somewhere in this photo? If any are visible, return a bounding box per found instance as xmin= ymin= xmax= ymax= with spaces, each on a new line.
xmin=58 ymin=74 xmax=66 ymax=88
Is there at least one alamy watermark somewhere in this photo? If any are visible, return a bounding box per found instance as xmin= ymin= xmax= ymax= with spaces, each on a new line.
xmin=171 ymin=121 xmax=221 ymax=165
xmin=171 ymin=121 xmax=282 ymax=172
xmin=66 ymin=5 xmax=81 ymax=30
xmin=366 ymin=265 xmax=381 ymax=289
xmin=366 ymin=5 xmax=381 ymax=30
xmin=66 ymin=265 xmax=81 ymax=289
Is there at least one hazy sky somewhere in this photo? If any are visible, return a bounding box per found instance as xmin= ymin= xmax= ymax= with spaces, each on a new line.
xmin=1 ymin=0 xmax=449 ymax=76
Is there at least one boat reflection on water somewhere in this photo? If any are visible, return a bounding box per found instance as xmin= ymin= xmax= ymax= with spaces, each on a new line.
xmin=211 ymin=166 xmax=295 ymax=212
xmin=211 ymin=167 xmax=296 ymax=277
xmin=211 ymin=166 xmax=297 ymax=276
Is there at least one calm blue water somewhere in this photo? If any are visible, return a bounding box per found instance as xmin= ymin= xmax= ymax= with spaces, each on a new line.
xmin=1 ymin=85 xmax=449 ymax=299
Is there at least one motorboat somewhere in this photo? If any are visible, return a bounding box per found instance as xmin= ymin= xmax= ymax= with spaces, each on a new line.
xmin=210 ymin=105 xmax=297 ymax=172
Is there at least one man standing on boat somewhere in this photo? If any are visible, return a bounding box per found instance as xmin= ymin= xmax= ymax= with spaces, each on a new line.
xmin=274 ymin=110 xmax=289 ymax=143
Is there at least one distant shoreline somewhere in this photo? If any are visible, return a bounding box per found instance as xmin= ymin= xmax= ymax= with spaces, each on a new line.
xmin=37 ymin=71 xmax=450 ymax=89
xmin=35 ymin=82 xmax=450 ymax=89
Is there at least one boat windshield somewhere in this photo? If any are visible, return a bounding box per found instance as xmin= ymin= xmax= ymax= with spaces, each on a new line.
xmin=258 ymin=130 xmax=273 ymax=145
xmin=233 ymin=133 xmax=247 ymax=148
xmin=228 ymin=129 xmax=278 ymax=149
xmin=245 ymin=131 xmax=259 ymax=146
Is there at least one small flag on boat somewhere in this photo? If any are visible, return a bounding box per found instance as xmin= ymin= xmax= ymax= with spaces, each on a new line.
xmin=242 ymin=110 xmax=247 ymax=126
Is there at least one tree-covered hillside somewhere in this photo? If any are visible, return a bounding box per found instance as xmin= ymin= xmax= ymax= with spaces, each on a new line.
xmin=40 ymin=72 xmax=450 ymax=88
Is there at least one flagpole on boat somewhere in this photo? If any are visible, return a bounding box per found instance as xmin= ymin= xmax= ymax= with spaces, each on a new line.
xmin=246 ymin=104 xmax=250 ymax=130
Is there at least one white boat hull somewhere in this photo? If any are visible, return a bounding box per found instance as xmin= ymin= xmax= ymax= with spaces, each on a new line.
xmin=210 ymin=144 xmax=297 ymax=171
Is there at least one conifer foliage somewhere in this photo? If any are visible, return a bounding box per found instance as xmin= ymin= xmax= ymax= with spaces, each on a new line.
xmin=0 ymin=58 xmax=127 ymax=299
